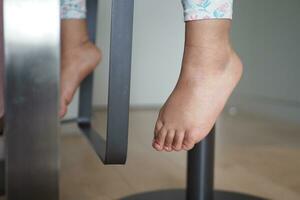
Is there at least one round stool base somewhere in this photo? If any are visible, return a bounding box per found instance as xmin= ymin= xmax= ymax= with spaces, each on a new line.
xmin=122 ymin=189 xmax=266 ymax=200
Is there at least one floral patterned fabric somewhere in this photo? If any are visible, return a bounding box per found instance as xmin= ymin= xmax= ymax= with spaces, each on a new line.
xmin=182 ymin=0 xmax=233 ymax=21
xmin=60 ymin=0 xmax=233 ymax=21
xmin=61 ymin=0 xmax=86 ymax=19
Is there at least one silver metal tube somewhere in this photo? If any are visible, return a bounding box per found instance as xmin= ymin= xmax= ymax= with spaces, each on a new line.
xmin=4 ymin=0 xmax=60 ymax=199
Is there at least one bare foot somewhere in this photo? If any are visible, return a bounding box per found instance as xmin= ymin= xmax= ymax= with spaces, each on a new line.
xmin=60 ymin=41 xmax=101 ymax=117
xmin=153 ymin=45 xmax=243 ymax=152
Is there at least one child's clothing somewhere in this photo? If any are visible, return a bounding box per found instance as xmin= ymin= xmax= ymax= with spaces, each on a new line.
xmin=182 ymin=0 xmax=233 ymax=21
xmin=61 ymin=0 xmax=86 ymax=19
xmin=60 ymin=0 xmax=233 ymax=20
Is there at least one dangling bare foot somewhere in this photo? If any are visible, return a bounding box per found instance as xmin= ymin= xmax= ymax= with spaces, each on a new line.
xmin=60 ymin=19 xmax=101 ymax=117
xmin=153 ymin=20 xmax=243 ymax=152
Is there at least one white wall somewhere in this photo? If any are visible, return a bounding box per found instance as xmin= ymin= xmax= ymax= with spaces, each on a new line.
xmin=67 ymin=0 xmax=300 ymax=123
xmin=93 ymin=0 xmax=185 ymax=107
xmin=228 ymin=0 xmax=300 ymax=122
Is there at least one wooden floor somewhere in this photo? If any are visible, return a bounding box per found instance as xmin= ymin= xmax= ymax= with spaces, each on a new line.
xmin=59 ymin=109 xmax=300 ymax=200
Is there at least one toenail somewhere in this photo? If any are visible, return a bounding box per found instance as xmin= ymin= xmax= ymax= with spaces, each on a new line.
xmin=172 ymin=146 xmax=179 ymax=150
xmin=165 ymin=146 xmax=171 ymax=151
xmin=154 ymin=141 xmax=160 ymax=146
xmin=154 ymin=143 xmax=161 ymax=148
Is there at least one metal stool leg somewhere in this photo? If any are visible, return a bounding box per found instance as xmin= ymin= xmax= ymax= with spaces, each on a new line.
xmin=187 ymin=127 xmax=215 ymax=200
xmin=0 ymin=0 xmax=4 ymax=195
xmin=4 ymin=0 xmax=60 ymax=199
xmin=122 ymin=126 xmax=267 ymax=200
xmin=78 ymin=0 xmax=134 ymax=164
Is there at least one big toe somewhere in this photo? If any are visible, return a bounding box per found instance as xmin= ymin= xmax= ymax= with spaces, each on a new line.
xmin=59 ymin=83 xmax=76 ymax=118
xmin=153 ymin=127 xmax=167 ymax=151
xmin=182 ymin=131 xmax=197 ymax=151
xmin=59 ymin=99 xmax=68 ymax=118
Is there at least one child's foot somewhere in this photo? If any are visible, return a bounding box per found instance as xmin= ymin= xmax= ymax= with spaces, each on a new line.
xmin=153 ymin=45 xmax=243 ymax=152
xmin=60 ymin=41 xmax=101 ymax=117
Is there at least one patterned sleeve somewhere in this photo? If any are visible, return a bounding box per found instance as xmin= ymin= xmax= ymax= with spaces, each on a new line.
xmin=182 ymin=0 xmax=233 ymax=21
xmin=61 ymin=0 xmax=86 ymax=19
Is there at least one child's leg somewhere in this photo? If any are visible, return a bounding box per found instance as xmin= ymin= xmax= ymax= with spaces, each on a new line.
xmin=153 ymin=0 xmax=242 ymax=151
xmin=60 ymin=0 xmax=101 ymax=117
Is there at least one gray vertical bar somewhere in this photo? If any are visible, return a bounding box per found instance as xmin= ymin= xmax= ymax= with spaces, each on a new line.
xmin=4 ymin=0 xmax=60 ymax=199
xmin=106 ymin=0 xmax=134 ymax=163
xmin=187 ymin=127 xmax=215 ymax=200
xmin=0 ymin=0 xmax=5 ymax=195
xmin=78 ymin=0 xmax=133 ymax=164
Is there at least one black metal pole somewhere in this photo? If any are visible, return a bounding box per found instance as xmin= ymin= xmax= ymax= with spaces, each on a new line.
xmin=187 ymin=126 xmax=215 ymax=200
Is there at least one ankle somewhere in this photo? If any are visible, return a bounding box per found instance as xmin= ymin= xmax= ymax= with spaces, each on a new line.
xmin=61 ymin=19 xmax=90 ymax=50
xmin=182 ymin=20 xmax=236 ymax=74
xmin=179 ymin=45 xmax=243 ymax=87
xmin=182 ymin=43 xmax=233 ymax=72
xmin=185 ymin=20 xmax=232 ymax=46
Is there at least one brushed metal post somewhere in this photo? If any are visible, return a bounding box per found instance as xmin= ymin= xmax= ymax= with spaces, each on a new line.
xmin=0 ymin=0 xmax=4 ymax=195
xmin=4 ymin=0 xmax=60 ymax=199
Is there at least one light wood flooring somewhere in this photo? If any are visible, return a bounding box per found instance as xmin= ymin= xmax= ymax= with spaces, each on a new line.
xmin=59 ymin=109 xmax=300 ymax=200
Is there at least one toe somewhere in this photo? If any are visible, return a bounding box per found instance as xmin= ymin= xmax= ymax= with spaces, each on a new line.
xmin=182 ymin=131 xmax=196 ymax=151
xmin=172 ymin=131 xmax=185 ymax=151
xmin=60 ymin=86 xmax=74 ymax=118
xmin=153 ymin=127 xmax=167 ymax=151
xmin=154 ymin=119 xmax=164 ymax=140
xmin=59 ymin=99 xmax=68 ymax=118
xmin=164 ymin=130 xmax=175 ymax=152
xmin=155 ymin=119 xmax=164 ymax=133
